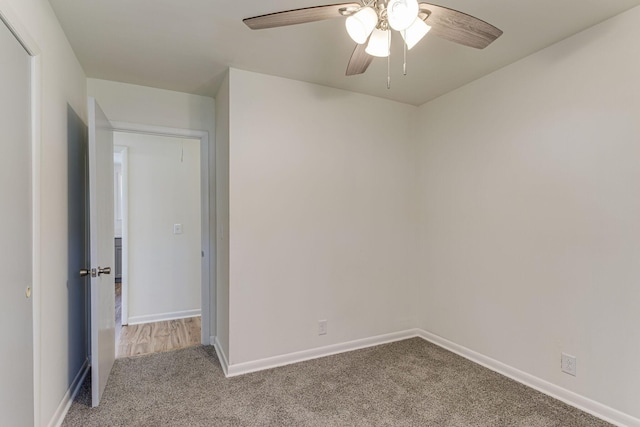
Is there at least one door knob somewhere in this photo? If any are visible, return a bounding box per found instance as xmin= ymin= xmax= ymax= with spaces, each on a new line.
xmin=80 ymin=268 xmax=96 ymax=277
xmin=80 ymin=267 xmax=111 ymax=277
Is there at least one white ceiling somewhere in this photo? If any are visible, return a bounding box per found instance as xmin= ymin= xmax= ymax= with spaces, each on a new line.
xmin=48 ymin=0 xmax=640 ymax=106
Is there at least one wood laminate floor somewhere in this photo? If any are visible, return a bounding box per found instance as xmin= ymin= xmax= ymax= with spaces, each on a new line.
xmin=117 ymin=317 xmax=201 ymax=358
xmin=115 ymin=282 xmax=122 ymax=347
xmin=114 ymin=283 xmax=201 ymax=358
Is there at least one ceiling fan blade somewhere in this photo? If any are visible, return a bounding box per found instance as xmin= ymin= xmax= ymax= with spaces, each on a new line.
xmin=244 ymin=3 xmax=361 ymax=30
xmin=419 ymin=3 xmax=502 ymax=49
xmin=346 ymin=43 xmax=373 ymax=76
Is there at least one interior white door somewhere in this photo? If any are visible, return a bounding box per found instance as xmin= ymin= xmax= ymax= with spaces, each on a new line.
xmin=0 ymin=17 xmax=34 ymax=426
xmin=87 ymin=96 xmax=116 ymax=406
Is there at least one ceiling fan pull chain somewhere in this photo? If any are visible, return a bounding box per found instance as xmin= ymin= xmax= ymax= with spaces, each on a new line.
xmin=387 ymin=29 xmax=391 ymax=89
xmin=403 ymin=30 xmax=407 ymax=75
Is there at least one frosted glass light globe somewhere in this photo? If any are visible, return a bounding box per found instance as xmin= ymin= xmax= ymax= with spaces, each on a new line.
xmin=401 ymin=18 xmax=431 ymax=49
xmin=365 ymin=28 xmax=390 ymax=57
xmin=345 ymin=7 xmax=378 ymax=44
xmin=387 ymin=0 xmax=419 ymax=31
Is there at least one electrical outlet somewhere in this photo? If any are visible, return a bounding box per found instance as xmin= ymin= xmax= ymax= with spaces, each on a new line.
xmin=318 ymin=320 xmax=327 ymax=336
xmin=561 ymin=353 xmax=577 ymax=376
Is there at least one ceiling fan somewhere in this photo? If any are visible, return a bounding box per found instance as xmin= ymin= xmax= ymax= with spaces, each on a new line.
xmin=243 ymin=0 xmax=503 ymax=85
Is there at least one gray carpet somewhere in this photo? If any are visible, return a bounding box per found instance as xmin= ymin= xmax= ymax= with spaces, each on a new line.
xmin=63 ymin=338 xmax=611 ymax=426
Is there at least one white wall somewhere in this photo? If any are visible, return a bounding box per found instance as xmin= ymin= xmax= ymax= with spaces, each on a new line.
xmin=227 ymin=69 xmax=418 ymax=365
xmin=87 ymin=79 xmax=216 ymax=333
xmin=415 ymin=6 xmax=640 ymax=420
xmin=0 ymin=0 xmax=88 ymax=425
xmin=87 ymin=79 xmax=215 ymax=135
xmin=114 ymin=132 xmax=201 ymax=322
xmin=215 ymin=71 xmax=230 ymax=357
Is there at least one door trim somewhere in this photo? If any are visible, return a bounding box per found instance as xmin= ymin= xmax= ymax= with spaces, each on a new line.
xmin=110 ymin=121 xmax=212 ymax=345
xmin=113 ymin=146 xmax=129 ymax=324
xmin=0 ymin=5 xmax=42 ymax=425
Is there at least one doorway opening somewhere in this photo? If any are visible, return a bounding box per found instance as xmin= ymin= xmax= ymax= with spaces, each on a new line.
xmin=111 ymin=125 xmax=211 ymax=358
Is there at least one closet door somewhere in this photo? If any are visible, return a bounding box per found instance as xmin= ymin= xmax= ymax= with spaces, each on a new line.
xmin=0 ymin=17 xmax=33 ymax=426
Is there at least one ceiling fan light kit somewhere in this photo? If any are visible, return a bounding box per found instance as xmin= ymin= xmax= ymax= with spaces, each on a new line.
xmin=347 ymin=0 xmax=424 ymax=58
xmin=243 ymin=1 xmax=502 ymax=86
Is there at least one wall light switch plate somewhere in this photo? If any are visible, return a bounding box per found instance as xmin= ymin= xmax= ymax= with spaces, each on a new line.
xmin=173 ymin=223 xmax=183 ymax=234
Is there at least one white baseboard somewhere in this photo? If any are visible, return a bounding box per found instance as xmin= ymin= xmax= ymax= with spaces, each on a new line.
xmin=47 ymin=358 xmax=89 ymax=427
xmin=127 ymin=309 xmax=201 ymax=325
xmin=213 ymin=336 xmax=230 ymax=377
xmin=224 ymin=329 xmax=420 ymax=377
xmin=416 ymin=329 xmax=640 ymax=427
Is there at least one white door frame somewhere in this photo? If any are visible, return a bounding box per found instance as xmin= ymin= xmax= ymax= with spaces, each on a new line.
xmin=113 ymin=146 xmax=129 ymax=324
xmin=111 ymin=121 xmax=212 ymax=344
xmin=0 ymin=5 xmax=42 ymax=425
